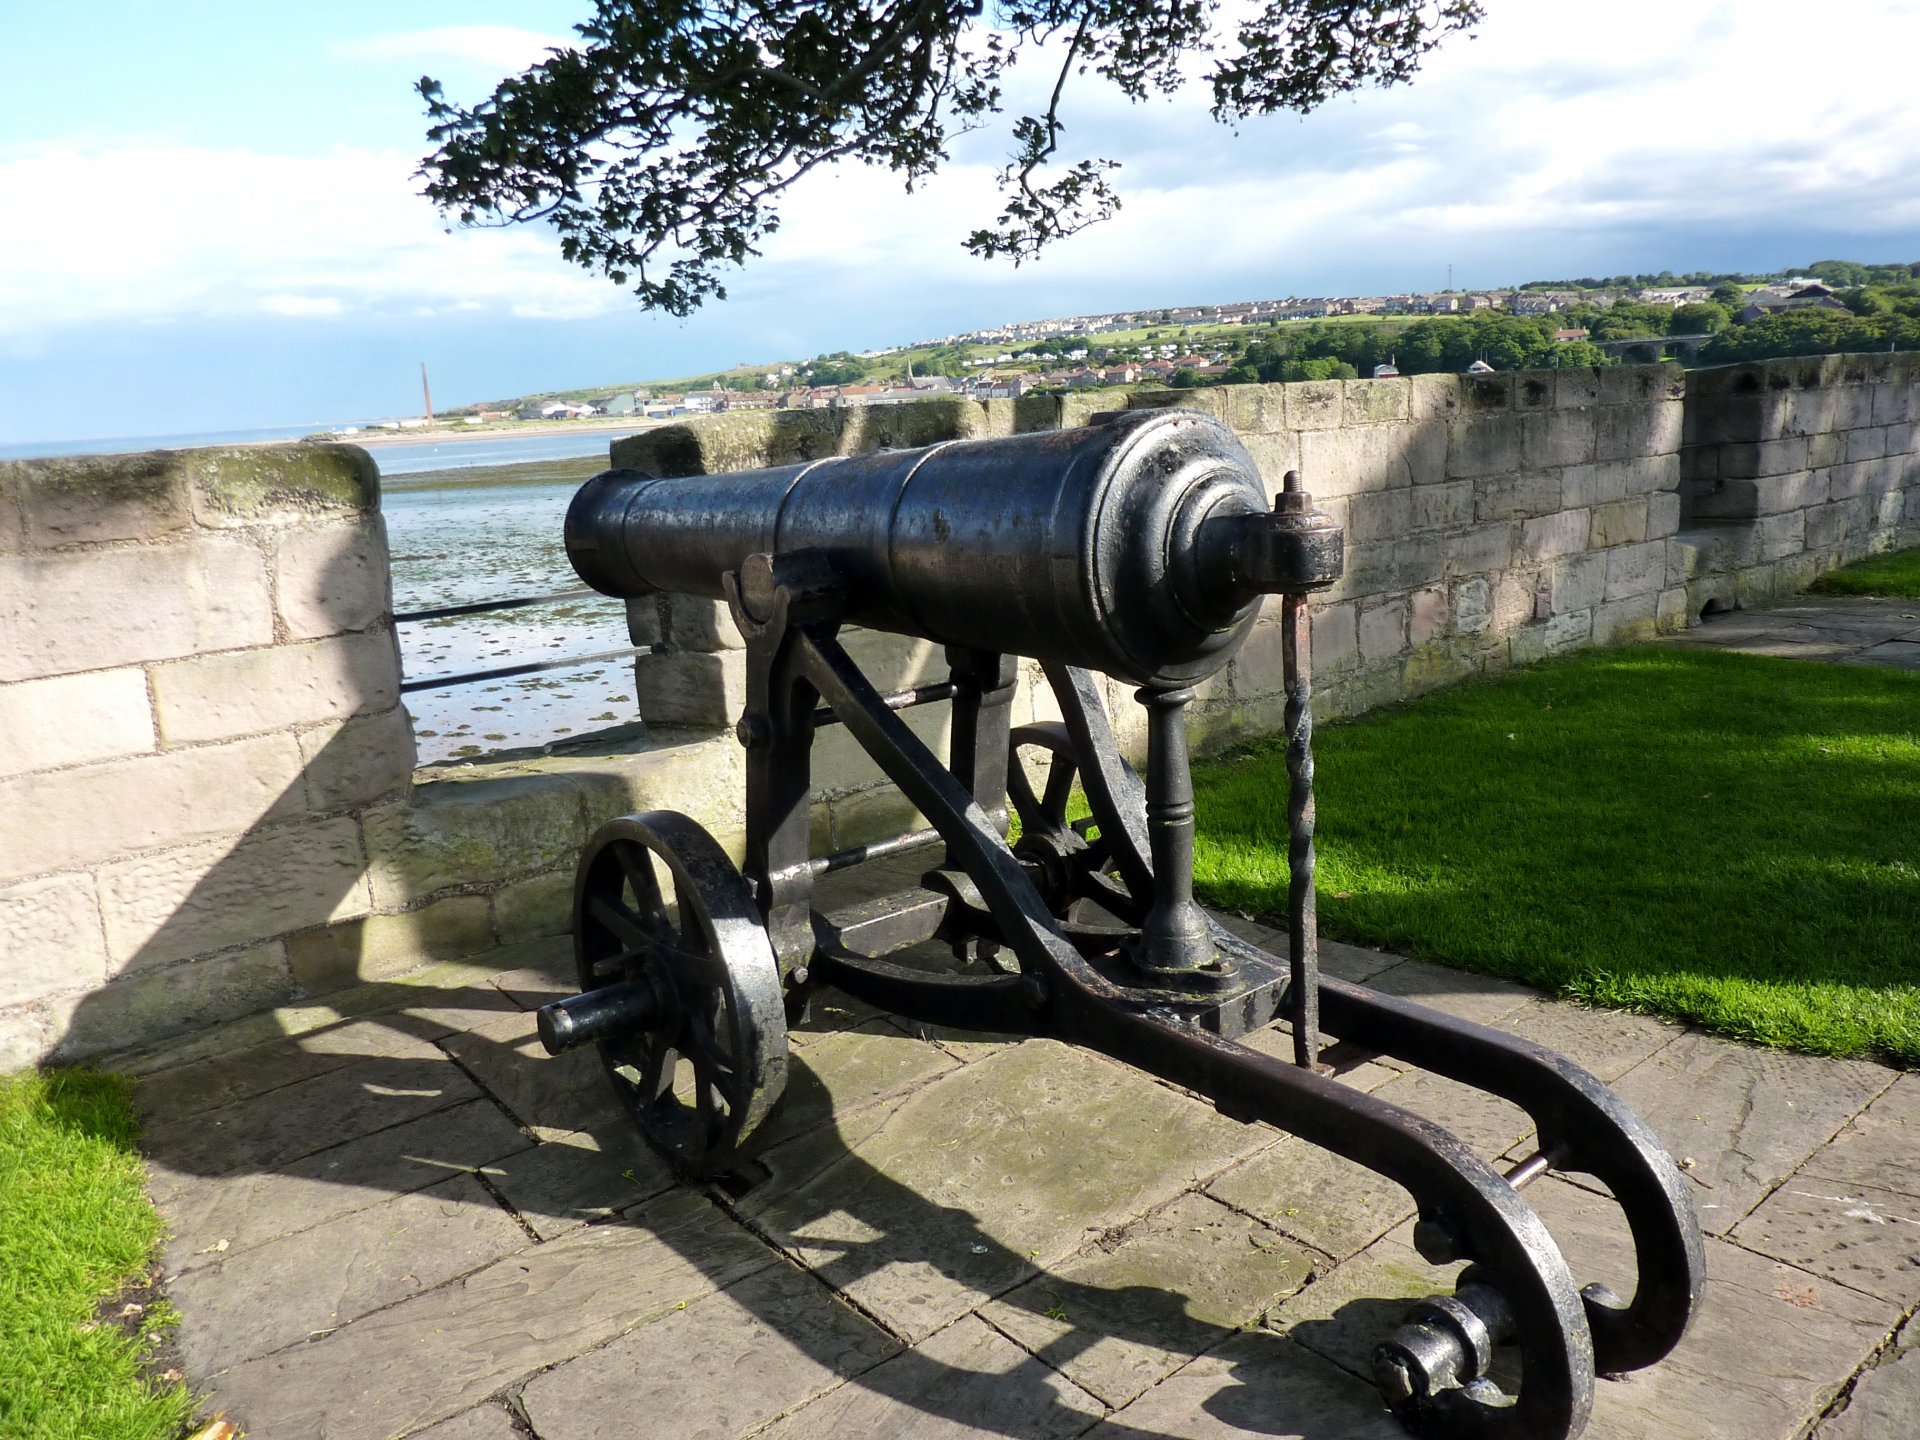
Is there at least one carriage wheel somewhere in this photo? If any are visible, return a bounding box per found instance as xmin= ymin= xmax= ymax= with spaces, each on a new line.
xmin=538 ymin=810 xmax=787 ymax=1178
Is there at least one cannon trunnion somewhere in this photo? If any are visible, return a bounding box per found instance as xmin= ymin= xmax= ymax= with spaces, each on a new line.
xmin=536 ymin=410 xmax=1703 ymax=1440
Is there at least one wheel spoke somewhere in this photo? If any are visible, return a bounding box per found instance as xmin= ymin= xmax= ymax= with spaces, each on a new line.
xmin=1041 ymin=753 xmax=1075 ymax=823
xmin=614 ymin=841 xmax=668 ymax=915
xmin=589 ymin=893 xmax=665 ymax=950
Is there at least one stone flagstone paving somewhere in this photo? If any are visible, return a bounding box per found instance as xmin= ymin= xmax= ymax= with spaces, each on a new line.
xmin=120 ymin=914 xmax=1919 ymax=1440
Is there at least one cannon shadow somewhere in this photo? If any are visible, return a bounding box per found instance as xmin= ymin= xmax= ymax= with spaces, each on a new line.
xmin=115 ymin=922 xmax=1441 ymax=1439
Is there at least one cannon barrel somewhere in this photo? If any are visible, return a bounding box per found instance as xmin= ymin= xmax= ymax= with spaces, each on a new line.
xmin=565 ymin=408 xmax=1341 ymax=687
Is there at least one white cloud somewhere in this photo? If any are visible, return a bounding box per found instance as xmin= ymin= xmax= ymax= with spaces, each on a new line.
xmin=328 ymin=25 xmax=575 ymax=72
xmin=4 ymin=0 xmax=1917 ymax=352
xmin=260 ymin=294 xmax=345 ymax=318
xmin=0 ymin=143 xmax=624 ymax=335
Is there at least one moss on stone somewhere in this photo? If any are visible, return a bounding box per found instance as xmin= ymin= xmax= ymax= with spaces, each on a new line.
xmin=186 ymin=444 xmax=379 ymax=523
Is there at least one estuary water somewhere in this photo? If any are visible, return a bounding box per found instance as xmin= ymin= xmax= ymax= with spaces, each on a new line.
xmin=384 ymin=451 xmax=642 ymax=765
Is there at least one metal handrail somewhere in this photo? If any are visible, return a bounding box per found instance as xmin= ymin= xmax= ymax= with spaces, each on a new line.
xmin=398 ymin=644 xmax=664 ymax=694
xmin=394 ymin=587 xmax=605 ymax=624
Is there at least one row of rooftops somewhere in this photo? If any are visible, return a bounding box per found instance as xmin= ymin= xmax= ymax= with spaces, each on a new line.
xmin=921 ymin=279 xmax=1847 ymax=349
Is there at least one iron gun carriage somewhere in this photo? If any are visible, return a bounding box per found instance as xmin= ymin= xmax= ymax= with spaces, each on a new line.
xmin=538 ymin=408 xmax=1704 ymax=1440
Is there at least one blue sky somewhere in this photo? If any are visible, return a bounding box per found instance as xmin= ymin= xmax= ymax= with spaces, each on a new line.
xmin=3 ymin=0 xmax=1918 ymax=447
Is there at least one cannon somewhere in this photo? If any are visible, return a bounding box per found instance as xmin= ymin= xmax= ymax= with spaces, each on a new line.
xmin=538 ymin=408 xmax=1703 ymax=1440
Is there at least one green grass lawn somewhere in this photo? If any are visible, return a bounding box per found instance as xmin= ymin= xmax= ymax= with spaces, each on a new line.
xmin=1193 ymin=646 xmax=1920 ymax=1066
xmin=0 ymin=1069 xmax=196 ymax=1440
xmin=1808 ymin=545 xmax=1920 ymax=598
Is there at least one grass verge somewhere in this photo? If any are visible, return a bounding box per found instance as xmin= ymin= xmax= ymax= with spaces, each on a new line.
xmin=1193 ymin=646 xmax=1920 ymax=1065
xmin=0 ymin=1068 xmax=195 ymax=1440
xmin=1808 ymin=545 xmax=1920 ymax=598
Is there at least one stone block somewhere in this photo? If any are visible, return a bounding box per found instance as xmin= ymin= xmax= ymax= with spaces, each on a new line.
xmin=5 ymin=451 xmax=190 ymax=547
xmin=1886 ymin=420 xmax=1920 ymax=456
xmin=1517 ymin=509 xmax=1589 ymax=565
xmin=1357 ymin=602 xmax=1407 ymax=664
xmin=1300 ymin=421 xmax=1445 ymax=496
xmin=1445 ymin=415 xmax=1524 ymax=478
xmin=1522 ymin=410 xmax=1596 ymax=469
xmin=363 ymin=770 xmax=608 ymax=908
xmin=738 ymin=1041 xmax=1263 ymax=1345
xmin=1720 ymin=435 xmax=1811 ymax=479
xmin=1342 ymin=377 xmax=1409 ymax=425
xmin=662 ymin=594 xmax=744 ymax=651
xmin=1846 ymin=425 xmax=1891 ymax=463
xmin=1307 ymin=603 xmax=1358 ymax=677
xmin=0 ymin=533 xmax=272 ymax=682
xmin=56 ymin=943 xmax=293 ymax=1060
xmin=1549 ymin=551 xmax=1607 ymax=612
xmin=1599 ymin=362 xmax=1684 ymax=406
xmin=274 ymin=518 xmax=390 ymax=640
xmin=0 ymin=872 xmax=109 ymax=1006
xmin=493 ymin=869 xmax=573 ymax=944
xmin=172 ymin=1172 xmax=530 ymax=1378
xmin=839 ymin=627 xmax=945 ymax=694
xmin=1758 ymin=508 xmax=1807 ymax=561
xmin=1647 ymin=491 xmax=1682 ymax=538
xmin=97 ymin=813 xmax=372 ymax=970
xmin=1594 ymin=400 xmax=1683 ymax=461
xmin=1687 ymin=390 xmax=1789 ymax=446
xmin=1461 ymin=372 xmax=1512 ymax=411
xmin=1284 ymin=380 xmax=1343 ymax=430
xmin=981 ymin=1191 xmax=1314 ymax=1409
xmin=1084 ymin=1326 xmax=1409 ymax=1440
xmin=1327 ymin=539 xmax=1397 ymax=600
xmin=1691 ymin=470 xmax=1828 ymax=520
xmin=1588 ymin=497 xmax=1648 ymax=548
xmin=827 ymin=785 xmax=925 ymax=851
xmin=1656 ymin=586 xmax=1691 ymax=632
xmin=1474 ymin=473 xmax=1561 ymax=522
xmin=1515 ymin=1183 xmax=1899 ymax=1440
xmin=1803 ymin=501 xmax=1856 ymax=551
xmin=1611 ymin=1030 xmax=1892 ymax=1235
xmin=1407 ymin=372 xmax=1460 ymax=420
xmin=1808 ymin=428 xmax=1848 ymax=467
xmin=0 ymin=667 xmax=155 ymax=779
xmin=0 ymin=731 xmax=309 ymax=885
xmin=1560 ymin=455 xmax=1674 ymax=507
xmin=149 ymin=1096 xmax=529 ymax=1270
xmin=193 ymin=1190 xmax=774 ymax=1440
xmin=1451 ymin=577 xmax=1490 ymax=634
xmin=1875 ymin=381 xmax=1920 ymax=426
xmin=1345 ymin=489 xmax=1413 ymax=543
xmin=1827 ymin=456 xmax=1901 ymax=500
xmin=1512 ymin=373 xmax=1557 ymax=410
xmin=1555 ymin=367 xmax=1604 ymax=408
xmin=519 ymin=1256 xmax=897 ymax=1440
xmin=1409 ymin=479 xmax=1472 ymax=530
xmin=1604 ymin=541 xmax=1667 ymax=601
xmin=1787 ymin=385 xmax=1872 ymax=435
xmin=296 ymin=707 xmax=416 ymax=812
xmin=1408 ymin=587 xmax=1449 ymax=647
xmin=1507 ymin=624 xmax=1549 ymax=664
xmin=1239 ymin=430 xmax=1303 ymax=496
xmin=634 ymin=648 xmax=746 ymax=729
xmin=756 ymin=1315 xmax=1101 ymax=1440
xmin=1491 ymin=572 xmax=1537 ymax=630
xmin=1444 ymin=521 xmax=1513 ymax=577
xmin=1223 ymin=382 xmax=1289 ymax=434
xmin=185 ymin=444 xmax=378 ymax=527
xmin=152 ymin=631 xmax=401 ymax=746
xmin=1544 ymin=609 xmax=1591 ymax=653
xmin=290 ymin=895 xmax=495 ymax=992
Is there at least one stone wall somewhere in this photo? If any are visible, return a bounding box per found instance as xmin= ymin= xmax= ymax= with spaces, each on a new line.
xmin=4 ymin=353 xmax=1916 ymax=1068
xmin=0 ymin=447 xmax=409 ymax=1065
xmin=1677 ymin=352 xmax=1920 ymax=610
